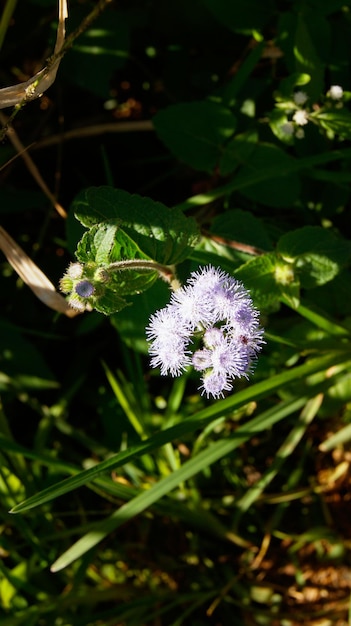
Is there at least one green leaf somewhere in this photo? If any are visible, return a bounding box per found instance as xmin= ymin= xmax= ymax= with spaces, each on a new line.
xmin=277 ymin=73 xmax=311 ymax=100
xmin=11 ymin=350 xmax=350 ymax=516
xmin=277 ymin=226 xmax=351 ymax=288
xmin=277 ymin=11 xmax=326 ymax=98
xmin=0 ymin=326 xmax=58 ymax=392
xmin=49 ymin=366 xmax=348 ymax=572
xmin=220 ymin=41 xmax=265 ymax=103
xmin=71 ymin=224 xmax=156 ymax=315
xmin=268 ymin=109 xmax=295 ymax=146
xmin=219 ymin=130 xmax=258 ymax=176
xmin=313 ymin=108 xmax=351 ymax=140
xmin=233 ymin=394 xmax=322 ymax=520
xmin=175 ymin=146 xmax=351 ymax=212
xmin=60 ymin=7 xmax=129 ymax=98
xmin=76 ymin=223 xmax=119 ymax=265
xmin=235 ymin=253 xmax=300 ymax=310
xmin=203 ymin=0 xmax=274 ymax=33
xmin=91 ymin=290 xmax=131 ymax=316
xmin=210 ymin=209 xmax=273 ymax=252
xmin=153 ymin=100 xmax=236 ymax=173
xmin=308 ymin=0 xmax=351 ymax=15
xmin=76 ymin=223 xmax=156 ymax=285
xmin=73 ymin=186 xmax=200 ymax=265
xmin=230 ymin=143 xmax=301 ymax=207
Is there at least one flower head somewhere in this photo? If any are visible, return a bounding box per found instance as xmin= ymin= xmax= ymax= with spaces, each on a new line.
xmin=281 ymin=122 xmax=294 ymax=137
xmin=146 ymin=265 xmax=264 ymax=399
xmin=292 ymin=109 xmax=309 ymax=126
xmin=66 ymin=262 xmax=84 ymax=279
xmin=60 ymin=262 xmax=106 ymax=312
xmin=146 ymin=306 xmax=192 ymax=376
xmin=293 ymin=91 xmax=308 ymax=105
xmin=75 ymin=280 xmax=95 ymax=298
xmin=200 ymin=370 xmax=233 ymax=399
xmin=329 ymin=85 xmax=343 ymax=100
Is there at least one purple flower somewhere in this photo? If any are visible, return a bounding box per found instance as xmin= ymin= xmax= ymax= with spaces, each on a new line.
xmin=200 ymin=370 xmax=233 ymax=399
xmin=146 ymin=307 xmax=192 ymax=376
xmin=75 ymin=280 xmax=95 ymax=298
xmin=146 ymin=265 xmax=264 ymax=398
xmin=169 ymin=283 xmax=216 ymax=329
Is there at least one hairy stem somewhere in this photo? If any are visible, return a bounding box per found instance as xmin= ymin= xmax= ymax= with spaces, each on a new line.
xmin=107 ymin=259 xmax=181 ymax=290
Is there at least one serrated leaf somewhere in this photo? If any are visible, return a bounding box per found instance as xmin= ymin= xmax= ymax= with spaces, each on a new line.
xmin=75 ymin=232 xmax=158 ymax=314
xmin=73 ymin=186 xmax=199 ymax=265
xmin=277 ymin=226 xmax=351 ymax=288
xmin=76 ymin=224 xmax=144 ymax=267
xmin=153 ymin=100 xmax=236 ymax=173
xmin=76 ymin=223 xmax=118 ymax=265
xmin=108 ymin=267 xmax=158 ymax=298
xmin=93 ymin=291 xmax=130 ymax=315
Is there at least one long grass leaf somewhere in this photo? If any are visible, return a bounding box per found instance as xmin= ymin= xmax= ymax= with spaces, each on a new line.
xmin=49 ymin=395 xmax=313 ymax=571
xmin=10 ymin=350 xmax=349 ymax=514
xmin=233 ymin=393 xmax=324 ymax=521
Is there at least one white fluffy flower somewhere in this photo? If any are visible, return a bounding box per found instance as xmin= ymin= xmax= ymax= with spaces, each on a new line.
xmin=329 ymin=85 xmax=343 ymax=100
xmin=293 ymin=91 xmax=308 ymax=105
xmin=146 ymin=266 xmax=265 ymax=398
xmin=281 ymin=122 xmax=294 ymax=136
xmin=292 ymin=109 xmax=309 ymax=126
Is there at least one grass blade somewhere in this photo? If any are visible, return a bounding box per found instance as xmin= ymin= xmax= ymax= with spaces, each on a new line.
xmin=50 ymin=394 xmax=316 ymax=572
xmin=10 ymin=350 xmax=350 ymax=514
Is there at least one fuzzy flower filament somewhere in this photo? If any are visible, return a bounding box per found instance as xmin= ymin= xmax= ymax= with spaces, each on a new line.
xmin=146 ymin=265 xmax=265 ymax=399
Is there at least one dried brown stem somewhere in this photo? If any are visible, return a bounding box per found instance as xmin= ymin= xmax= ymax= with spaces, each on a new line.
xmin=0 ymin=226 xmax=79 ymax=317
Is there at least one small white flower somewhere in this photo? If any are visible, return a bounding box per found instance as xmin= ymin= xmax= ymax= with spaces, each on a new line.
xmin=281 ymin=122 xmax=294 ymax=136
xmin=67 ymin=262 xmax=84 ymax=279
xmin=329 ymin=85 xmax=343 ymax=100
xmin=292 ymin=109 xmax=309 ymax=126
xmin=293 ymin=91 xmax=308 ymax=105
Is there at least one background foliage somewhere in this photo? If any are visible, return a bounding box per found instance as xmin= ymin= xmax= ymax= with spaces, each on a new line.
xmin=1 ymin=0 xmax=351 ymax=624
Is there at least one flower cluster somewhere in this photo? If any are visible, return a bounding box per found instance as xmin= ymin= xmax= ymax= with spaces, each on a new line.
xmin=279 ymin=85 xmax=345 ymax=141
xmin=60 ymin=262 xmax=109 ymax=312
xmin=146 ymin=266 xmax=264 ymax=399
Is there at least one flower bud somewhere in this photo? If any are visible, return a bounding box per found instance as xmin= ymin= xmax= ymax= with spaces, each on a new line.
xmin=67 ymin=262 xmax=84 ymax=279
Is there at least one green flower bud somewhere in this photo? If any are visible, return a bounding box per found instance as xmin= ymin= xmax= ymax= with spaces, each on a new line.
xmin=59 ymin=275 xmax=74 ymax=294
